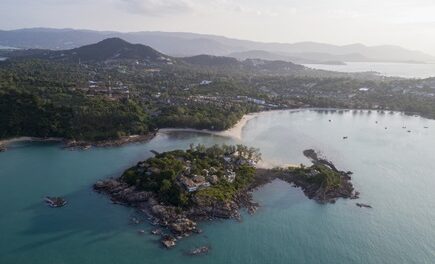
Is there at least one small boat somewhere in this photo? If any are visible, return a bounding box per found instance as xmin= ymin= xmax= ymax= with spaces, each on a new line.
xmin=44 ymin=196 xmax=67 ymax=208
xmin=343 ymin=136 xmax=348 ymax=140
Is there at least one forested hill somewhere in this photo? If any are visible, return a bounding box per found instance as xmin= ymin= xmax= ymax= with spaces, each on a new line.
xmin=32 ymin=38 xmax=175 ymax=64
xmin=2 ymin=38 xmax=306 ymax=74
xmin=0 ymin=88 xmax=150 ymax=141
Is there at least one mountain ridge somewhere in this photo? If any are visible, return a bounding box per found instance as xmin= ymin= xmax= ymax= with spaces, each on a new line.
xmin=1 ymin=28 xmax=433 ymax=63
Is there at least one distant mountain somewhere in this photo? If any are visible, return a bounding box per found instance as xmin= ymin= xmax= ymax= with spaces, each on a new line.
xmin=1 ymin=28 xmax=434 ymax=63
xmin=182 ymin=55 xmax=240 ymax=67
xmin=48 ymin=38 xmax=172 ymax=63
xmin=181 ymin=54 xmax=305 ymax=73
xmin=228 ymin=50 xmax=309 ymax=63
xmin=242 ymin=59 xmax=305 ymax=72
xmin=228 ymin=50 xmax=349 ymax=64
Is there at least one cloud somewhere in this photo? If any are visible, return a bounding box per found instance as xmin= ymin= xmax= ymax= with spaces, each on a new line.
xmin=117 ymin=0 xmax=193 ymax=15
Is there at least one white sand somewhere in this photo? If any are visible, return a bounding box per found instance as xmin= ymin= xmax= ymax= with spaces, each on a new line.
xmin=159 ymin=112 xmax=261 ymax=140
xmin=217 ymin=113 xmax=259 ymax=140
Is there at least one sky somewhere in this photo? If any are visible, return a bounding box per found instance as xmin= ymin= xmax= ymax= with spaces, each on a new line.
xmin=2 ymin=0 xmax=435 ymax=55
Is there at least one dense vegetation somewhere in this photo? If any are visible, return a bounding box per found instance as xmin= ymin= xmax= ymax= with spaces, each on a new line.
xmin=292 ymin=164 xmax=342 ymax=190
xmin=0 ymin=88 xmax=149 ymax=140
xmin=2 ymin=38 xmax=435 ymax=141
xmin=121 ymin=144 xmax=260 ymax=207
xmin=156 ymin=104 xmax=253 ymax=130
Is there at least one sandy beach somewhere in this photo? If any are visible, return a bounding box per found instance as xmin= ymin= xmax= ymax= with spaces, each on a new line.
xmin=217 ymin=113 xmax=259 ymax=140
xmin=160 ymin=110 xmax=290 ymax=140
xmin=158 ymin=113 xmax=258 ymax=140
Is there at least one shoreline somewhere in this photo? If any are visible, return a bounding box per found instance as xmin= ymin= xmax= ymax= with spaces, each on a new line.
xmin=0 ymin=134 xmax=156 ymax=150
xmin=160 ymin=109 xmax=292 ymax=141
xmin=0 ymin=137 xmax=63 ymax=147
xmin=1 ymin=107 xmax=428 ymax=151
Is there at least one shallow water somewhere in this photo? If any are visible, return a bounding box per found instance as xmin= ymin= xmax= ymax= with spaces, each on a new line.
xmin=1 ymin=109 xmax=434 ymax=264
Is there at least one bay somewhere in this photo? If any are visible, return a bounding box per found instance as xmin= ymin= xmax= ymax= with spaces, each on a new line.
xmin=0 ymin=109 xmax=434 ymax=264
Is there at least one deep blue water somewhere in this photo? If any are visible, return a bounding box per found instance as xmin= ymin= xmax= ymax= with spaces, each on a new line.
xmin=0 ymin=109 xmax=434 ymax=264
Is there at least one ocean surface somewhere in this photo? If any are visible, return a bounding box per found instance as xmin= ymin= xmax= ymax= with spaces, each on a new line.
xmin=1 ymin=109 xmax=434 ymax=264
xmin=304 ymin=62 xmax=435 ymax=79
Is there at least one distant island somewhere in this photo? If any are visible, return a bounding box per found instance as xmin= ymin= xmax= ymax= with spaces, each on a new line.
xmin=94 ymin=145 xmax=358 ymax=248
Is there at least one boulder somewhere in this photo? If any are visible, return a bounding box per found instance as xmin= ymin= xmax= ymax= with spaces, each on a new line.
xmin=169 ymin=218 xmax=197 ymax=234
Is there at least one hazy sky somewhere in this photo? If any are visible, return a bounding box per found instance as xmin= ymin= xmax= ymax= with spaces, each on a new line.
xmin=2 ymin=0 xmax=435 ymax=54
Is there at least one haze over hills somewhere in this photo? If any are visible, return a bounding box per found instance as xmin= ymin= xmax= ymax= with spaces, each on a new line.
xmin=1 ymin=28 xmax=434 ymax=64
xmin=40 ymin=38 xmax=173 ymax=63
xmin=3 ymin=37 xmax=306 ymax=74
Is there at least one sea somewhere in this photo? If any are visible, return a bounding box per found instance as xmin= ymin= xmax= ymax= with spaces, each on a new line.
xmin=304 ymin=62 xmax=435 ymax=79
xmin=0 ymin=109 xmax=434 ymax=264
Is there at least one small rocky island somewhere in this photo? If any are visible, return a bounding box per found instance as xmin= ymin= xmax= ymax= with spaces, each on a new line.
xmin=94 ymin=145 xmax=358 ymax=248
xmin=256 ymin=149 xmax=358 ymax=203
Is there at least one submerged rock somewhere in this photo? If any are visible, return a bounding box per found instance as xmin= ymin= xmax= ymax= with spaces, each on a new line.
xmin=188 ymin=246 xmax=210 ymax=256
xmin=44 ymin=196 xmax=67 ymax=208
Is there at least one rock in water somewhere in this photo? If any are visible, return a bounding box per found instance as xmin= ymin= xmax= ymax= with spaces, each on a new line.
xmin=161 ymin=235 xmax=177 ymax=248
xmin=44 ymin=197 xmax=67 ymax=208
xmin=188 ymin=246 xmax=210 ymax=256
xmin=356 ymin=203 xmax=372 ymax=209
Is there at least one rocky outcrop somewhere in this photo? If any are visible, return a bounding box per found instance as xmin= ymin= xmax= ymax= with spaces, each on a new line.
xmin=170 ymin=218 xmax=197 ymax=234
xmin=161 ymin=235 xmax=177 ymax=248
xmin=254 ymin=150 xmax=360 ymax=204
xmin=94 ymin=179 xmax=152 ymax=204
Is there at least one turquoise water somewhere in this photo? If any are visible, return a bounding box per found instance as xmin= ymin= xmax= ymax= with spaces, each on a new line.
xmin=1 ymin=109 xmax=434 ymax=264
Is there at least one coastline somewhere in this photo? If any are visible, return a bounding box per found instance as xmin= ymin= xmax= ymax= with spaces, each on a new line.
xmin=160 ymin=109 xmax=291 ymax=141
xmin=0 ymin=137 xmax=63 ymax=146
xmin=1 ymin=107 xmax=422 ymax=152
xmin=0 ymin=134 xmax=156 ymax=150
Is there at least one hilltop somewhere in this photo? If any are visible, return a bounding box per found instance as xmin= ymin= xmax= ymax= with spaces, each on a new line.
xmin=44 ymin=38 xmax=174 ymax=64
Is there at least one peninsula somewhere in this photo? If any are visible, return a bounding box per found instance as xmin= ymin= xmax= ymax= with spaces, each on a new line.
xmin=94 ymin=145 xmax=358 ymax=248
